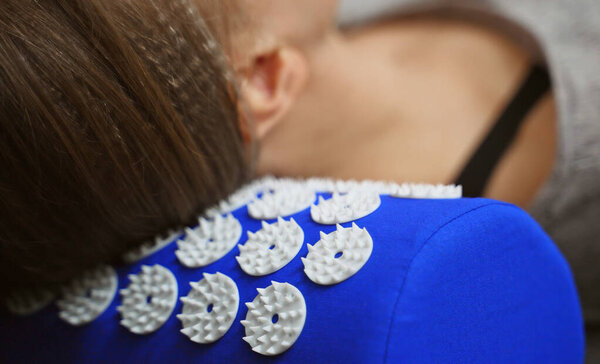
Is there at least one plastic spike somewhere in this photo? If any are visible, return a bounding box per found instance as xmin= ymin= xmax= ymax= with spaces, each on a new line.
xmin=303 ymin=224 xmax=373 ymax=285
xmin=57 ymin=266 xmax=117 ymax=326
xmin=241 ymin=281 xmax=305 ymax=356
xmin=178 ymin=272 xmax=238 ymax=344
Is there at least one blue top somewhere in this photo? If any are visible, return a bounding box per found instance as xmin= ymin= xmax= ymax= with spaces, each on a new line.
xmin=0 ymin=194 xmax=585 ymax=363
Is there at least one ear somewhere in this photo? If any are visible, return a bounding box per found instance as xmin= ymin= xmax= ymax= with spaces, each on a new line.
xmin=240 ymin=47 xmax=309 ymax=139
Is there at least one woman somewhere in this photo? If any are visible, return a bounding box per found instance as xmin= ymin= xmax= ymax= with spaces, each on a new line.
xmin=0 ymin=0 xmax=590 ymax=361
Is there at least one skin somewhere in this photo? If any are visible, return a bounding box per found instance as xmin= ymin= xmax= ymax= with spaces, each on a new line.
xmin=234 ymin=1 xmax=556 ymax=208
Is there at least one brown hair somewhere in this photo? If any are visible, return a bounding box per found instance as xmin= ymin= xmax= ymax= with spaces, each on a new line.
xmin=0 ymin=0 xmax=252 ymax=293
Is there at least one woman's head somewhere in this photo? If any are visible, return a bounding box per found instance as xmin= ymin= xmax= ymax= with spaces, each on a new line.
xmin=0 ymin=0 xmax=251 ymax=292
xmin=0 ymin=0 xmax=343 ymax=293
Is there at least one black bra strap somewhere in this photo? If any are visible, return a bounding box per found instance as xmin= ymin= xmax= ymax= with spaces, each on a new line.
xmin=454 ymin=64 xmax=551 ymax=197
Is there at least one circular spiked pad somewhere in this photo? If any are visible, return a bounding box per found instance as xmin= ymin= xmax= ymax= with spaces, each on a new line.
xmin=123 ymin=230 xmax=182 ymax=263
xmin=175 ymin=214 xmax=242 ymax=268
xmin=247 ymin=185 xmax=315 ymax=220
xmin=302 ymin=223 xmax=373 ymax=285
xmin=310 ymin=191 xmax=381 ymax=224
xmin=177 ymin=272 xmax=239 ymax=344
xmin=56 ymin=266 xmax=117 ymax=325
xmin=117 ymin=264 xmax=178 ymax=334
xmin=5 ymin=288 xmax=55 ymax=316
xmin=241 ymin=281 xmax=306 ymax=356
xmin=236 ymin=217 xmax=304 ymax=276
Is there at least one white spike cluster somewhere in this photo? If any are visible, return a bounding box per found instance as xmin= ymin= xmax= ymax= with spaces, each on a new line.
xmin=123 ymin=229 xmax=182 ymax=263
xmin=247 ymin=186 xmax=315 ymax=220
xmin=304 ymin=176 xmax=463 ymax=197
xmin=249 ymin=176 xmax=299 ymax=192
xmin=204 ymin=184 xmax=259 ymax=217
xmin=5 ymin=288 xmax=55 ymax=316
xmin=175 ymin=214 xmax=242 ymax=268
xmin=236 ymin=217 xmax=304 ymax=276
xmin=310 ymin=190 xmax=381 ymax=224
xmin=390 ymin=183 xmax=462 ymax=199
xmin=241 ymin=281 xmax=306 ymax=356
xmin=117 ymin=265 xmax=178 ymax=334
xmin=302 ymin=223 xmax=373 ymax=285
xmin=56 ymin=266 xmax=118 ymax=326
xmin=306 ymin=178 xmax=368 ymax=194
xmin=177 ymin=272 xmax=239 ymax=344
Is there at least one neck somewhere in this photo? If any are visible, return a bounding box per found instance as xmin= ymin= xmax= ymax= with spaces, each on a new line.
xmin=327 ymin=17 xmax=532 ymax=184
xmin=259 ymin=16 xmax=555 ymax=207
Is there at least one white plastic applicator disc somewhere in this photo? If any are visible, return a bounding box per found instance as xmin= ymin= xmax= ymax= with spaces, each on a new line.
xmin=117 ymin=264 xmax=178 ymax=334
xmin=241 ymin=281 xmax=306 ymax=356
xmin=247 ymin=184 xmax=315 ymax=220
xmin=122 ymin=229 xmax=182 ymax=263
xmin=302 ymin=223 xmax=373 ymax=285
xmin=310 ymin=190 xmax=381 ymax=224
xmin=177 ymin=272 xmax=239 ymax=344
xmin=5 ymin=288 xmax=55 ymax=316
xmin=236 ymin=217 xmax=304 ymax=276
xmin=56 ymin=266 xmax=118 ymax=325
xmin=175 ymin=214 xmax=242 ymax=268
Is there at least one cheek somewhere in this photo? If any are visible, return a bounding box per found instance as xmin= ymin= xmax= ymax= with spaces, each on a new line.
xmin=306 ymin=0 xmax=339 ymax=33
xmin=265 ymin=0 xmax=338 ymax=40
xmin=322 ymin=0 xmax=339 ymax=17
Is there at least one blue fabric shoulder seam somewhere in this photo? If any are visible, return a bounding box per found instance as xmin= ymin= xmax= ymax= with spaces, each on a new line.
xmin=382 ymin=201 xmax=515 ymax=363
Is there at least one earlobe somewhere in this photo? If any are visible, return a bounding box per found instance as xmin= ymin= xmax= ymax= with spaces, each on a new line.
xmin=240 ymin=47 xmax=309 ymax=139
